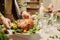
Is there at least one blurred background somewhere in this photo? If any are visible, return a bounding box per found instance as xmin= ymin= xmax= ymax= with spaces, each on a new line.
xmin=0 ymin=0 xmax=41 ymax=20
xmin=0 ymin=0 xmax=41 ymax=15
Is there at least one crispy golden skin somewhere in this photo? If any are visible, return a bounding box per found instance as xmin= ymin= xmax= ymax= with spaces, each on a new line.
xmin=17 ymin=19 xmax=34 ymax=30
xmin=44 ymin=8 xmax=52 ymax=13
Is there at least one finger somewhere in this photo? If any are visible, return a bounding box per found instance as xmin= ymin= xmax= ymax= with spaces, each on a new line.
xmin=8 ymin=21 xmax=11 ymax=26
xmin=4 ymin=22 xmax=11 ymax=29
xmin=6 ymin=18 xmax=11 ymax=26
xmin=6 ymin=19 xmax=11 ymax=29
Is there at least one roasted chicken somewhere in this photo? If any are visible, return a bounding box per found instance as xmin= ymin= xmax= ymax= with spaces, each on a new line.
xmin=44 ymin=8 xmax=52 ymax=13
xmin=17 ymin=19 xmax=34 ymax=30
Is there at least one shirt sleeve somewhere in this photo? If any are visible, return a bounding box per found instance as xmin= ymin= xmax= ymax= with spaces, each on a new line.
xmin=0 ymin=12 xmax=3 ymax=17
xmin=17 ymin=0 xmax=27 ymax=12
xmin=0 ymin=12 xmax=3 ymax=24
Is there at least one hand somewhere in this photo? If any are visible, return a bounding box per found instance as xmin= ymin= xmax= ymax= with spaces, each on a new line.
xmin=22 ymin=11 xmax=31 ymax=19
xmin=52 ymin=10 xmax=60 ymax=14
xmin=52 ymin=10 xmax=57 ymax=14
xmin=1 ymin=17 xmax=11 ymax=29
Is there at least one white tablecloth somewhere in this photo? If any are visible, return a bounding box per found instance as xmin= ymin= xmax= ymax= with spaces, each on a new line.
xmin=8 ymin=25 xmax=60 ymax=40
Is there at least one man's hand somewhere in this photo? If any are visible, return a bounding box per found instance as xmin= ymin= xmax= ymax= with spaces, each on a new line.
xmin=1 ymin=17 xmax=11 ymax=29
xmin=22 ymin=11 xmax=31 ymax=19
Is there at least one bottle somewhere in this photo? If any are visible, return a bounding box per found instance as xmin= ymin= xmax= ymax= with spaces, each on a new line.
xmin=39 ymin=3 xmax=45 ymax=17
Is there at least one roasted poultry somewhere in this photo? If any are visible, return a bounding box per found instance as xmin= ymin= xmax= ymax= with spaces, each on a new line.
xmin=17 ymin=19 xmax=34 ymax=30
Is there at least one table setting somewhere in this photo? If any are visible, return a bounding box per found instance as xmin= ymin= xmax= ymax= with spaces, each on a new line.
xmin=0 ymin=0 xmax=60 ymax=40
